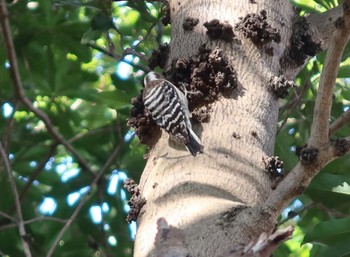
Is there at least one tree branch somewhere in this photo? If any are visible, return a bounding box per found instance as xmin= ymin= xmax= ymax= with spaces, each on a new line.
xmin=0 ymin=142 xmax=32 ymax=257
xmin=265 ymin=0 xmax=350 ymax=219
xmin=329 ymin=107 xmax=350 ymax=135
xmin=309 ymin=1 xmax=350 ymax=146
xmin=0 ymin=0 xmax=24 ymax=100
xmin=0 ymin=0 xmax=96 ymax=178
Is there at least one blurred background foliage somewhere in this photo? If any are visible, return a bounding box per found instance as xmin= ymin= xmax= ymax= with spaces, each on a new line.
xmin=0 ymin=0 xmax=349 ymax=256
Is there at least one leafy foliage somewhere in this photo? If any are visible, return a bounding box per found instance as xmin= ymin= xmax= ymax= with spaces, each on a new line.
xmin=0 ymin=0 xmax=165 ymax=256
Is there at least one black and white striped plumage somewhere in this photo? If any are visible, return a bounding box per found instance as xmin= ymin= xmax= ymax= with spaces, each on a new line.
xmin=143 ymin=71 xmax=203 ymax=156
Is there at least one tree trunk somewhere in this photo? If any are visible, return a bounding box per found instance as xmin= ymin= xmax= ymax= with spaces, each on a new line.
xmin=134 ymin=1 xmax=301 ymax=256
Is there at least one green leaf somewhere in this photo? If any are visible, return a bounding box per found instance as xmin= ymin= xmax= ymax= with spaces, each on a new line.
xmin=110 ymin=73 xmax=140 ymax=94
xmin=290 ymin=0 xmax=327 ymax=12
xmin=91 ymin=13 xmax=113 ymax=30
xmin=338 ymin=65 xmax=350 ymax=78
xmin=0 ymin=229 xmax=24 ymax=256
xmin=342 ymin=89 xmax=350 ymax=101
xmin=81 ymin=28 xmax=103 ymax=44
xmin=341 ymin=42 xmax=350 ymax=61
xmin=308 ymin=173 xmax=350 ymax=195
xmin=338 ymin=57 xmax=350 ymax=78
xmin=314 ymin=0 xmax=333 ymax=9
xmin=95 ymin=90 xmax=132 ymax=110
xmin=54 ymin=35 xmax=92 ymax=63
xmin=319 ymin=237 xmax=350 ymax=257
xmin=303 ymin=217 xmax=350 ymax=244
xmin=118 ymin=9 xmax=141 ymax=35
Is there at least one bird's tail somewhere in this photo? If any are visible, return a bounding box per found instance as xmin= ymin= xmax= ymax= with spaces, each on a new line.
xmin=185 ymin=129 xmax=203 ymax=156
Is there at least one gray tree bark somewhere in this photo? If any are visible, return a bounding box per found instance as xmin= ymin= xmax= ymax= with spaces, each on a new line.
xmin=133 ymin=0 xmax=350 ymax=256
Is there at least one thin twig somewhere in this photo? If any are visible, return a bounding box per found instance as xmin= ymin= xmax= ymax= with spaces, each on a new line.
xmin=68 ymin=126 xmax=117 ymax=144
xmin=316 ymin=202 xmax=348 ymax=218
xmin=329 ymin=107 xmax=350 ymax=135
xmin=0 ymin=217 xmax=67 ymax=231
xmin=25 ymin=217 xmax=67 ymax=225
xmin=124 ymin=47 xmax=149 ymax=62
xmin=106 ymin=30 xmax=116 ymax=56
xmin=0 ymin=211 xmax=15 ymax=222
xmin=278 ymin=203 xmax=314 ymax=225
xmin=309 ymin=1 xmax=350 ymax=146
xmin=89 ymin=18 xmax=154 ymax=69
xmin=88 ymin=42 xmax=120 ymax=59
xmin=133 ymin=18 xmax=159 ymax=49
xmin=87 ymin=42 xmax=149 ymax=72
xmin=87 ymin=235 xmax=108 ymax=257
xmin=0 ymin=142 xmax=32 ymax=257
xmin=110 ymin=14 xmax=157 ymax=63
xmin=278 ymin=201 xmax=347 ymax=225
xmin=110 ymin=23 xmax=125 ymax=49
xmin=46 ymin=142 xmax=123 ymax=257
xmin=45 ymin=192 xmax=90 ymax=257
xmin=18 ymin=144 xmax=57 ymax=201
xmin=277 ymin=81 xmax=309 ymax=134
xmin=97 ymin=182 xmax=114 ymax=257
xmin=278 ymin=81 xmax=307 ymax=112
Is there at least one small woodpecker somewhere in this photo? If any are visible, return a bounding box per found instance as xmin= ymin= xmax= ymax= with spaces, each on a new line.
xmin=143 ymin=71 xmax=203 ymax=156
